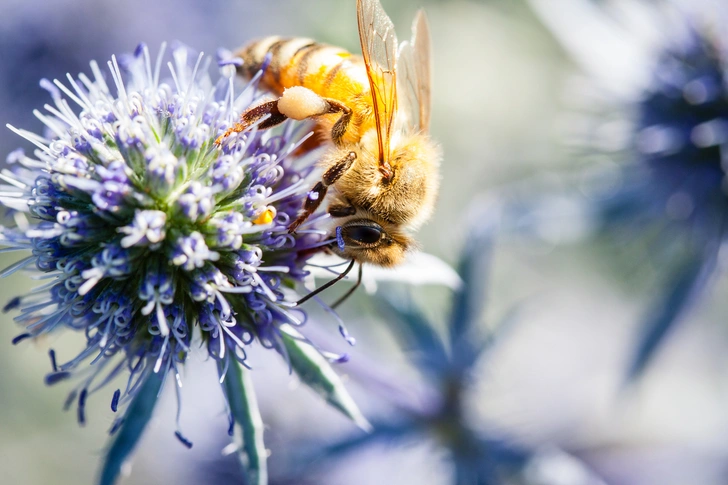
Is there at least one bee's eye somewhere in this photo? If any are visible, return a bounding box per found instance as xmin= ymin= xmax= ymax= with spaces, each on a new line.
xmin=344 ymin=225 xmax=383 ymax=245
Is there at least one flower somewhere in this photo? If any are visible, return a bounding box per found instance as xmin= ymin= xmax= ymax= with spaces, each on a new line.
xmin=0 ymin=42 xmax=366 ymax=485
xmin=274 ymin=220 xmax=528 ymax=483
xmin=523 ymin=0 xmax=728 ymax=378
xmin=264 ymin=216 xmax=607 ymax=485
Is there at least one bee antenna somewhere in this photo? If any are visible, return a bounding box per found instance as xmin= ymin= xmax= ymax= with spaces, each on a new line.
xmin=295 ymin=259 xmax=356 ymax=307
xmin=331 ymin=263 xmax=363 ymax=309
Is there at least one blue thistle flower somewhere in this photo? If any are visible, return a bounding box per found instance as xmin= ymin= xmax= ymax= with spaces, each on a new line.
xmin=276 ymin=220 xmax=535 ymax=485
xmin=257 ymin=213 xmax=610 ymax=485
xmin=607 ymin=18 xmax=728 ymax=243
xmin=524 ymin=0 xmax=728 ymax=379
xmin=0 ymin=42 xmax=366 ymax=485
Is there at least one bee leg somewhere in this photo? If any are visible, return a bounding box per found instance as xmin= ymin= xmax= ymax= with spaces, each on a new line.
xmin=379 ymin=162 xmax=393 ymax=181
xmin=288 ymin=151 xmax=357 ymax=233
xmin=294 ymin=259 xmax=356 ymax=307
xmin=325 ymin=99 xmax=353 ymax=147
xmin=328 ymin=204 xmax=356 ymax=218
xmin=214 ymin=100 xmax=288 ymax=145
xmin=277 ymin=87 xmax=352 ymax=146
xmin=330 ymin=263 xmax=363 ymax=309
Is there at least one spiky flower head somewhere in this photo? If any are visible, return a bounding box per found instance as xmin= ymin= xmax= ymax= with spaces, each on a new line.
xmin=529 ymin=0 xmax=728 ymax=245
xmin=524 ymin=0 xmax=728 ymax=379
xmin=0 ymin=42 xmax=360 ymax=461
xmin=631 ymin=20 xmax=728 ymax=235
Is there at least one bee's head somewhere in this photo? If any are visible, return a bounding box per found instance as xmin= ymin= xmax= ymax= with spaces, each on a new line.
xmin=330 ymin=218 xmax=413 ymax=267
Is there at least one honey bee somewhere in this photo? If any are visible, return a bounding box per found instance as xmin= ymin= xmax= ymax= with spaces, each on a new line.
xmin=217 ymin=0 xmax=440 ymax=303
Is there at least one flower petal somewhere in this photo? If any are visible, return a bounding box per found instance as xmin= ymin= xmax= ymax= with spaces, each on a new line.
xmin=376 ymin=293 xmax=450 ymax=377
xmin=626 ymin=249 xmax=718 ymax=381
xmin=223 ymin=360 xmax=267 ymax=485
xmin=279 ymin=324 xmax=371 ymax=431
xmin=306 ymin=251 xmax=462 ymax=293
xmin=449 ymin=219 xmax=495 ymax=354
xmin=319 ymin=419 xmax=416 ymax=457
xmin=98 ymin=372 xmax=163 ymax=485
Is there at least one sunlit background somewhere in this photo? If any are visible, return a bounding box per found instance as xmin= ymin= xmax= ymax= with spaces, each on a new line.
xmin=2 ymin=0 xmax=728 ymax=484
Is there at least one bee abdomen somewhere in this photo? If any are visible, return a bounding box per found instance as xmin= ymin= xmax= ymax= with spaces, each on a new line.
xmin=235 ymin=37 xmax=366 ymax=98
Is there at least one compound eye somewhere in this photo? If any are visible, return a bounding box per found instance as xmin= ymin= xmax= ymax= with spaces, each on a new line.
xmin=344 ymin=224 xmax=383 ymax=245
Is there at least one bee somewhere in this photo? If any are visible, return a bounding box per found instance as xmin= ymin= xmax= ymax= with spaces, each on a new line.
xmin=217 ymin=0 xmax=440 ymax=304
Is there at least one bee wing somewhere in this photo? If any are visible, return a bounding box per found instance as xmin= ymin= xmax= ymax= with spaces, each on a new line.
xmin=397 ymin=9 xmax=432 ymax=133
xmin=357 ymin=0 xmax=398 ymax=164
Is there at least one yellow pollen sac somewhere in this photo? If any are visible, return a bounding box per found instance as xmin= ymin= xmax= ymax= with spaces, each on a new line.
xmin=253 ymin=208 xmax=275 ymax=225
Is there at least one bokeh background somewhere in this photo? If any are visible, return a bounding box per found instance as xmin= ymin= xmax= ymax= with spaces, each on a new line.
xmin=2 ymin=0 xmax=728 ymax=484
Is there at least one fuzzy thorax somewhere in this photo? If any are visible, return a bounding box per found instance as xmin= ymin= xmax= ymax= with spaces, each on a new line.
xmin=327 ymin=129 xmax=440 ymax=228
xmin=319 ymin=130 xmax=440 ymax=267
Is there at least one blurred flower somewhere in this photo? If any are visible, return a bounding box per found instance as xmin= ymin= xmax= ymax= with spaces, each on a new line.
xmin=0 ymin=42 xmax=367 ymax=485
xmin=275 ymin=219 xmax=558 ymax=485
xmin=263 ymin=214 xmax=611 ymax=485
xmin=524 ymin=0 xmax=728 ymax=378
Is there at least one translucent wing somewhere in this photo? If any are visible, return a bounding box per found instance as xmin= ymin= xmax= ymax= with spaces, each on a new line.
xmin=397 ymin=10 xmax=432 ymax=133
xmin=357 ymin=0 xmax=398 ymax=164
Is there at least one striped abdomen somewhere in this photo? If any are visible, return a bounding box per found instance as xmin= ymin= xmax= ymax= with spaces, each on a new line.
xmin=236 ymin=37 xmax=375 ymax=142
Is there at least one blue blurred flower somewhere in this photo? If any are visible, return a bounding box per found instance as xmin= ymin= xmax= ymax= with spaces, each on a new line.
xmin=526 ymin=0 xmax=728 ymax=379
xmin=0 ymin=42 xmax=366 ymax=485
xmin=277 ymin=220 xmax=539 ymax=485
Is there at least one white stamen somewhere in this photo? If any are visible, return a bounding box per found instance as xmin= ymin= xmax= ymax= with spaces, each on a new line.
xmin=32 ymin=110 xmax=67 ymax=139
xmin=156 ymin=302 xmax=170 ymax=336
xmin=262 ymin=178 xmax=307 ymax=205
xmin=153 ymin=42 xmax=167 ymax=90
xmin=218 ymin=286 xmax=253 ymax=294
xmin=220 ymin=322 xmax=248 ymax=350
xmin=221 ymin=443 xmax=238 ymax=456
xmin=154 ymin=336 xmax=168 ymax=372
xmin=252 ymin=272 xmax=277 ymax=301
xmin=89 ymin=60 xmax=110 ymax=94
xmin=108 ymin=55 xmax=130 ymax=114
xmin=53 ymin=78 xmax=87 ymax=111
xmin=66 ymin=73 xmax=95 ymax=112
xmin=167 ymin=61 xmax=182 ymax=94
xmin=256 ymin=266 xmax=290 ymax=273
xmin=181 ymin=52 xmax=204 ymax=116
xmin=0 ymin=171 xmax=26 ymax=189
xmin=25 ymin=227 xmax=64 ymax=238
xmin=78 ymin=273 xmax=103 ymax=296
xmin=142 ymin=44 xmax=154 ymax=89
xmin=42 ymin=104 xmax=76 ymax=128
xmin=282 ymin=130 xmax=314 ymax=158
xmin=218 ymin=331 xmax=226 ymax=360
xmin=5 ymin=125 xmax=53 ymax=155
